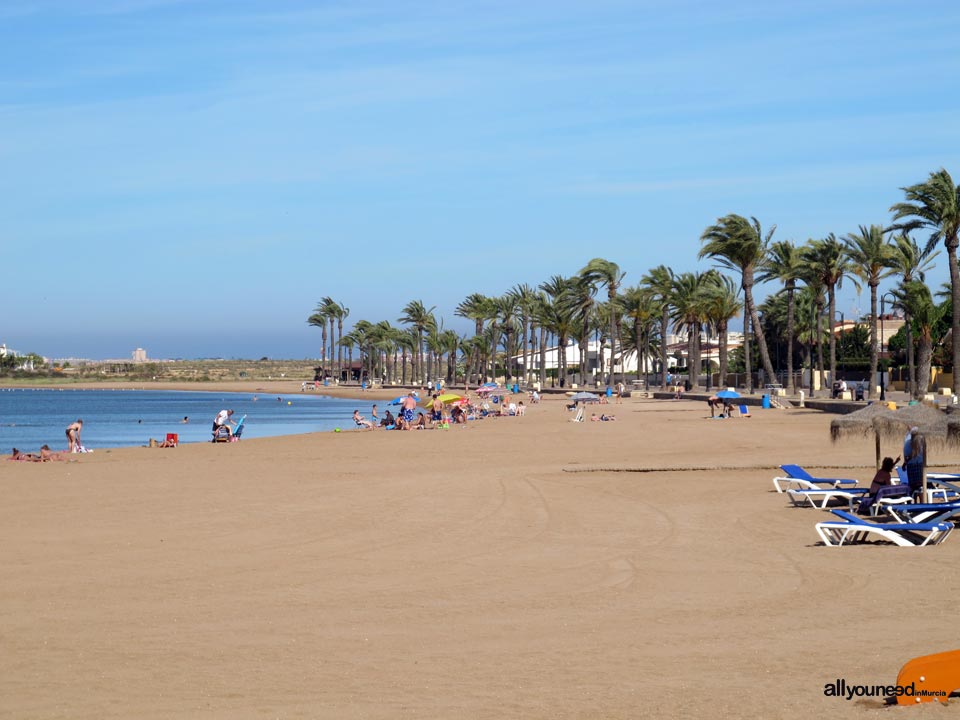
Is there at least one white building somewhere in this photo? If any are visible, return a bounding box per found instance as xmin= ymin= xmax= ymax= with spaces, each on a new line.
xmin=132 ymin=348 xmax=148 ymax=363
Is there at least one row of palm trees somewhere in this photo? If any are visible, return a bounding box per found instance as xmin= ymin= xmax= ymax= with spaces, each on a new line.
xmin=307 ymin=168 xmax=959 ymax=398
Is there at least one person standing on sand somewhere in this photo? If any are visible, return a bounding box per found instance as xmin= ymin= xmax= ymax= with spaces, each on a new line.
xmin=213 ymin=409 xmax=236 ymax=439
xmin=371 ymin=405 xmax=379 ymax=424
xmin=431 ymin=394 xmax=444 ymax=426
xmin=401 ymin=393 xmax=418 ymax=430
xmin=65 ymin=419 xmax=83 ymax=452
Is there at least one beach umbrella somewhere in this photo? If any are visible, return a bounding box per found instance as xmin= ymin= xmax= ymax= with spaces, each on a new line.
xmin=872 ymin=403 xmax=950 ymax=442
xmin=715 ymin=389 xmax=740 ymax=399
xmin=479 ymin=382 xmax=498 ymax=389
xmin=830 ymin=402 xmax=895 ymax=469
xmin=831 ymin=401 xmax=955 ymax=476
xmin=423 ymin=393 xmax=463 ymax=406
xmin=569 ymin=391 xmax=600 ymax=403
xmin=388 ymin=396 xmax=406 ymax=406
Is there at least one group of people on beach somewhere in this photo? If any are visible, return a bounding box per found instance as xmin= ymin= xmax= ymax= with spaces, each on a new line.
xmin=13 ymin=418 xmax=87 ymax=459
xmin=351 ymin=390 xmax=527 ymax=431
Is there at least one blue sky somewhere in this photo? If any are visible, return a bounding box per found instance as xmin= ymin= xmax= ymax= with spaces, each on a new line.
xmin=2 ymin=0 xmax=958 ymax=360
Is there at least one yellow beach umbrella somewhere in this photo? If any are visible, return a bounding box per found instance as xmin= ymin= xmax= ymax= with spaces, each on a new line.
xmin=423 ymin=393 xmax=462 ymax=406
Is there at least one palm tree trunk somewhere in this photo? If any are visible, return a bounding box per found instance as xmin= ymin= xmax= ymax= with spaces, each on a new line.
xmin=742 ymin=306 xmax=752 ymax=392
xmin=869 ymin=283 xmax=879 ymax=399
xmin=719 ymin=321 xmax=729 ymax=388
xmin=785 ymin=283 xmax=796 ymax=394
xmin=660 ymin=308 xmax=670 ymax=389
xmin=744 ymin=280 xmax=777 ymax=386
xmin=906 ymin=314 xmax=915 ymax=397
xmin=950 ymin=240 xmax=960 ymax=395
xmin=827 ymin=288 xmax=837 ymax=387
xmin=917 ymin=333 xmax=933 ymax=398
xmin=539 ymin=326 xmax=547 ymax=386
xmin=816 ymin=303 xmax=826 ymax=396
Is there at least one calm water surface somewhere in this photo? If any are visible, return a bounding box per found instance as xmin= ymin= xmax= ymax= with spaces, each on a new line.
xmin=0 ymin=389 xmax=374 ymax=452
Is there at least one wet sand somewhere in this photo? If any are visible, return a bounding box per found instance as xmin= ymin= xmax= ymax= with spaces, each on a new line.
xmin=3 ymin=385 xmax=959 ymax=718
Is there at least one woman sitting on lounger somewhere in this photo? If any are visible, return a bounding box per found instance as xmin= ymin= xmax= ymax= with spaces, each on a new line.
xmin=867 ymin=456 xmax=900 ymax=496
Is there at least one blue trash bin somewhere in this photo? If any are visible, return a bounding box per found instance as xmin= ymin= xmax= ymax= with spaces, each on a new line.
xmin=762 ymin=394 xmax=771 ymax=409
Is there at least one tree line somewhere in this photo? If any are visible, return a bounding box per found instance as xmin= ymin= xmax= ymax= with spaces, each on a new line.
xmin=307 ymin=168 xmax=959 ymax=399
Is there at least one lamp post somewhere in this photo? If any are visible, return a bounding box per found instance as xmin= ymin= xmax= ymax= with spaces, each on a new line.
xmin=879 ymin=292 xmax=895 ymax=401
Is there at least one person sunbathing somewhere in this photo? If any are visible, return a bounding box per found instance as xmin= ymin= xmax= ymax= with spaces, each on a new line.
xmin=10 ymin=445 xmax=66 ymax=462
xmin=353 ymin=410 xmax=374 ymax=429
xmin=415 ymin=412 xmax=427 ymax=429
xmin=10 ymin=448 xmax=41 ymax=461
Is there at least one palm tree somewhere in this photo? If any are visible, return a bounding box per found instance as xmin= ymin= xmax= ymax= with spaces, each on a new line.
xmin=641 ymin=265 xmax=675 ymax=389
xmin=804 ymin=234 xmax=853 ymax=389
xmin=322 ymin=298 xmax=348 ymax=381
xmin=509 ymin=284 xmax=537 ymax=386
xmin=670 ymin=272 xmax=712 ymax=390
xmin=496 ymin=293 xmax=520 ymax=384
xmin=702 ymin=273 xmax=743 ymax=389
xmin=890 ymin=169 xmax=960 ymax=394
xmin=893 ymin=281 xmax=938 ymax=399
xmin=307 ymin=303 xmax=330 ymax=376
xmin=579 ymin=259 xmax=625 ymax=385
xmin=796 ymin=266 xmax=828 ymax=396
xmin=456 ymin=293 xmax=495 ymax=385
xmin=620 ymin=286 xmax=659 ymax=386
xmin=540 ymin=275 xmax=576 ymax=387
xmin=528 ymin=290 xmax=551 ymax=387
xmin=699 ymin=215 xmax=777 ymax=389
xmin=758 ymin=240 xmax=804 ymax=393
xmin=888 ymin=233 xmax=939 ymax=395
xmin=559 ymin=278 xmax=598 ymax=386
xmin=843 ymin=225 xmax=896 ymax=399
xmin=399 ymin=300 xmax=436 ymax=384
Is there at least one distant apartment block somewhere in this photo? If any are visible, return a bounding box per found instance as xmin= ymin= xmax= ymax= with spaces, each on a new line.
xmin=132 ymin=348 xmax=148 ymax=363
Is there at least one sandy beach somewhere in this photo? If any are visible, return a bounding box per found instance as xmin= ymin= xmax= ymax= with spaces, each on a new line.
xmin=3 ymin=383 xmax=960 ymax=719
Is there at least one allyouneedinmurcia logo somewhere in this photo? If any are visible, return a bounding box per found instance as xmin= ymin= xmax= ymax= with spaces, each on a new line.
xmin=823 ymin=678 xmax=946 ymax=701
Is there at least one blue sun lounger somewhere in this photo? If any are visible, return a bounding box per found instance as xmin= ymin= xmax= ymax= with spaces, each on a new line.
xmin=786 ymin=487 xmax=868 ymax=510
xmin=815 ymin=509 xmax=954 ymax=547
xmin=773 ymin=464 xmax=859 ymax=493
xmin=887 ymin=502 xmax=960 ymax=525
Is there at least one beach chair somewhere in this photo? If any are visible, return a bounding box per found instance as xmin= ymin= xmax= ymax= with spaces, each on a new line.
xmin=737 ymin=404 xmax=752 ymax=418
xmin=815 ymin=509 xmax=954 ymax=547
xmin=887 ymin=501 xmax=960 ymax=525
xmin=570 ymin=407 xmax=584 ymax=423
xmin=772 ymin=464 xmax=859 ymax=493
xmin=856 ymin=483 xmax=912 ymax=516
xmin=165 ymin=433 xmax=179 ymax=447
xmin=786 ymin=487 xmax=868 ymax=510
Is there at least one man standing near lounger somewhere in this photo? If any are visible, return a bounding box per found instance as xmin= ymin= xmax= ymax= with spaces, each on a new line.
xmin=213 ymin=409 xmax=236 ymax=438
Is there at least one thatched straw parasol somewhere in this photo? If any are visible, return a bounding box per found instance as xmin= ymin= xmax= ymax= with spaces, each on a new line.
xmin=830 ymin=402 xmax=955 ymax=471
xmin=872 ymin=403 xmax=951 ymax=444
xmin=948 ymin=418 xmax=960 ymax=443
xmin=830 ymin=402 xmax=895 ymax=442
xmin=830 ymin=403 xmax=896 ymax=469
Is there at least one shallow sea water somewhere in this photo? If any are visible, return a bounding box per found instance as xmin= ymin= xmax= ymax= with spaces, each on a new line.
xmin=0 ymin=388 xmax=372 ymax=452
